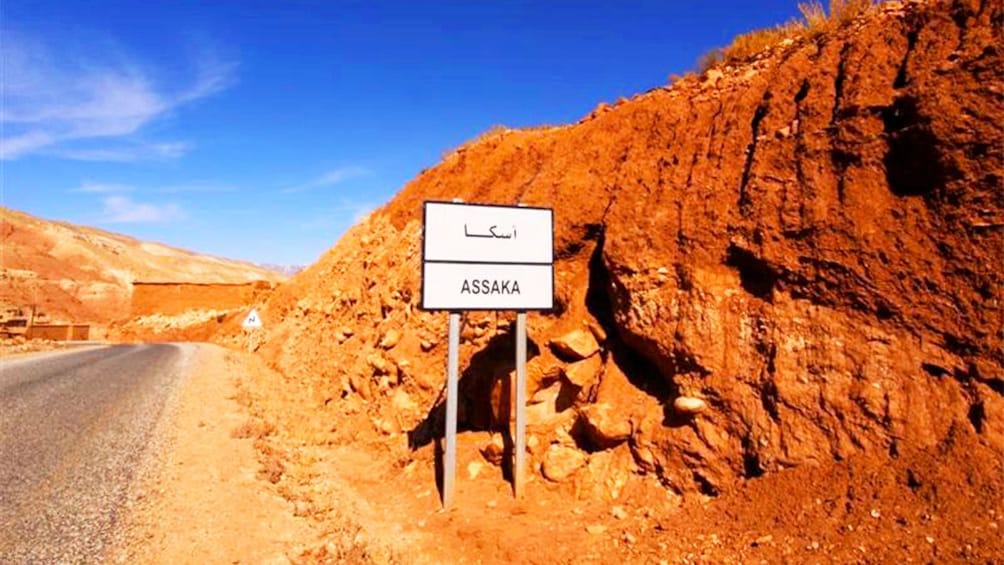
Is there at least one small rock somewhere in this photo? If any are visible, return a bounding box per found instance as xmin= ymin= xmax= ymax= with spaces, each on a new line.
xmin=549 ymin=328 xmax=600 ymax=360
xmin=420 ymin=339 xmax=435 ymax=352
xmin=366 ymin=353 xmax=390 ymax=375
xmin=340 ymin=326 xmax=355 ymax=337
xmin=586 ymin=524 xmax=608 ymax=535
xmin=481 ymin=435 xmax=505 ymax=466
xmin=391 ymin=389 xmax=416 ymax=412
xmin=704 ymin=69 xmax=724 ymax=84
xmin=377 ymin=417 xmax=399 ymax=435
xmin=672 ymin=396 xmax=707 ymax=416
xmin=776 ymin=126 xmax=791 ymax=138
xmin=379 ymin=329 xmax=401 ymax=349
xmin=870 ymin=508 xmax=881 ymax=519
xmin=752 ymin=534 xmax=773 ymax=546
xmin=527 ymin=434 xmax=541 ymax=454
xmin=349 ymin=373 xmax=372 ymax=400
xmin=623 ymin=532 xmax=636 ymax=544
xmin=611 ymin=505 xmax=628 ymax=520
xmin=467 ymin=461 xmax=484 ymax=479
xmin=541 ymin=444 xmax=587 ymax=482
xmin=925 ymin=536 xmax=935 ymax=544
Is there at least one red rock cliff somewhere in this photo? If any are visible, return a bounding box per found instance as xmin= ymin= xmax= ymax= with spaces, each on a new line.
xmin=253 ymin=0 xmax=1002 ymax=494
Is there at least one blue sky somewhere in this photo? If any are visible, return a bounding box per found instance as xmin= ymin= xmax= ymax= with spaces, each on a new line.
xmin=2 ymin=1 xmax=808 ymax=266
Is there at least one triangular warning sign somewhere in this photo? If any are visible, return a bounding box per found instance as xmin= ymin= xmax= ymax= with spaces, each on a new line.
xmin=242 ymin=308 xmax=263 ymax=329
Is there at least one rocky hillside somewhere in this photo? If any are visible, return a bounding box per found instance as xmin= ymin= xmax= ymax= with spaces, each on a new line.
xmin=244 ymin=0 xmax=1001 ymax=498
xmin=0 ymin=207 xmax=285 ymax=324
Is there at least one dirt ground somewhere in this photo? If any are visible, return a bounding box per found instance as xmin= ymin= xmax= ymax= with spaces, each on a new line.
xmin=181 ymin=348 xmax=1001 ymax=564
xmin=112 ymin=345 xmax=315 ymax=564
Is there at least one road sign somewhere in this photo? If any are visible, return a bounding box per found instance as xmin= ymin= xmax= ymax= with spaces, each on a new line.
xmin=423 ymin=199 xmax=553 ymax=509
xmin=242 ymin=309 xmax=262 ymax=330
xmin=421 ymin=201 xmax=554 ymax=311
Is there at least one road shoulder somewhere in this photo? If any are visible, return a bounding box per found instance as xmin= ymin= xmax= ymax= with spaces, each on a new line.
xmin=111 ymin=343 xmax=315 ymax=563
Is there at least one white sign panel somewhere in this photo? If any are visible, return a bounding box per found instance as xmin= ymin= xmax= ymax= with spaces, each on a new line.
xmin=423 ymin=262 xmax=553 ymax=310
xmin=424 ymin=201 xmax=553 ymax=264
xmin=242 ymin=309 xmax=263 ymax=329
xmin=422 ymin=201 xmax=554 ymax=311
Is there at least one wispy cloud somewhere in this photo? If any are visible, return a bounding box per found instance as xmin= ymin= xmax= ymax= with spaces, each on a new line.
xmin=155 ymin=182 xmax=236 ymax=194
xmin=0 ymin=31 xmax=235 ymax=161
xmin=102 ymin=195 xmax=184 ymax=224
xmin=71 ymin=181 xmax=134 ymax=194
xmin=52 ymin=142 xmax=191 ymax=163
xmin=70 ymin=179 xmax=236 ymax=195
xmin=281 ymin=166 xmax=371 ymax=194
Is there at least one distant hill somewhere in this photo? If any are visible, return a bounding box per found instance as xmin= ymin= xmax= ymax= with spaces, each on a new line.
xmin=257 ymin=263 xmax=305 ymax=277
xmin=0 ymin=207 xmax=286 ymax=324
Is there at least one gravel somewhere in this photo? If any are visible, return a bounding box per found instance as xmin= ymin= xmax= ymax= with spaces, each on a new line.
xmin=0 ymin=344 xmax=195 ymax=563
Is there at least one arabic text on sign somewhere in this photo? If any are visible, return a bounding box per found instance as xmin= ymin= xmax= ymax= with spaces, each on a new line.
xmin=464 ymin=224 xmax=517 ymax=240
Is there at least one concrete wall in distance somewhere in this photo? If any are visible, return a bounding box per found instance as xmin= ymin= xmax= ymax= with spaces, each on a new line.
xmin=26 ymin=324 xmax=90 ymax=341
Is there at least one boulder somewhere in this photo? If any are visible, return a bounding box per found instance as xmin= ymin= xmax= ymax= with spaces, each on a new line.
xmin=673 ymin=396 xmax=707 ymax=416
xmin=580 ymin=403 xmax=632 ymax=449
xmin=549 ymin=328 xmax=600 ymax=360
xmin=563 ymin=354 xmax=603 ymax=389
xmin=541 ymin=444 xmax=587 ymax=482
xmin=526 ymin=350 xmax=565 ymax=396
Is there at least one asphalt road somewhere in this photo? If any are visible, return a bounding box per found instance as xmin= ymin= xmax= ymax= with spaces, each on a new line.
xmin=0 ymin=344 xmax=193 ymax=563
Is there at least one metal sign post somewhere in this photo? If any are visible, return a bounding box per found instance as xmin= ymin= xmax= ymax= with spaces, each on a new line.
xmin=514 ymin=309 xmax=527 ymax=498
xmin=420 ymin=199 xmax=553 ymax=509
xmin=443 ymin=309 xmax=461 ymax=509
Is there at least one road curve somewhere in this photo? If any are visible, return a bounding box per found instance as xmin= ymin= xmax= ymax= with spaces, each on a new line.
xmin=0 ymin=344 xmax=193 ymax=563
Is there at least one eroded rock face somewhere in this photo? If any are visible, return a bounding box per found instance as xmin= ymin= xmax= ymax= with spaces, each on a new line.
xmin=247 ymin=0 xmax=1003 ymax=495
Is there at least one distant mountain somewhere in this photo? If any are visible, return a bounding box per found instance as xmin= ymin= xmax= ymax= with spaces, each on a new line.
xmin=257 ymin=263 xmax=305 ymax=277
xmin=0 ymin=207 xmax=286 ymax=324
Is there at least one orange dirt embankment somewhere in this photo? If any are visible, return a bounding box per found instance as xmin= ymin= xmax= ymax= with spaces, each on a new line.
xmin=130 ymin=281 xmax=275 ymax=317
xmin=206 ymin=0 xmax=1000 ymax=514
xmin=115 ymin=282 xmax=274 ymax=343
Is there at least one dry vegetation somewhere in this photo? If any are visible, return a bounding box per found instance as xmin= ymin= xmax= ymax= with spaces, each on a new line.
xmin=442 ymin=124 xmax=510 ymax=161
xmin=699 ymin=0 xmax=876 ymax=71
xmin=229 ymin=417 xmax=276 ymax=440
